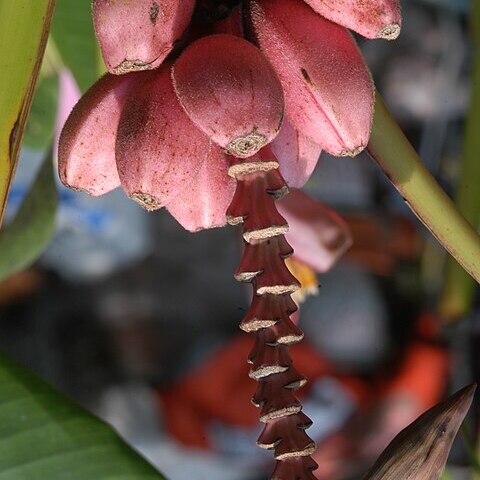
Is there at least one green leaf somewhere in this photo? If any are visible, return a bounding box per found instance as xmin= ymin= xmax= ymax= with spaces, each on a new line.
xmin=50 ymin=0 xmax=99 ymax=92
xmin=0 ymin=352 xmax=165 ymax=479
xmin=0 ymin=152 xmax=57 ymax=281
xmin=24 ymin=73 xmax=59 ymax=150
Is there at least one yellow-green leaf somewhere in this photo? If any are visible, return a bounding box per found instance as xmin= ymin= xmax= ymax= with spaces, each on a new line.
xmin=0 ymin=0 xmax=56 ymax=226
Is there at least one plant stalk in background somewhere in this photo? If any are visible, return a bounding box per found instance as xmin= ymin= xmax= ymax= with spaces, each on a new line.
xmin=439 ymin=0 xmax=480 ymax=321
xmin=368 ymin=92 xmax=480 ymax=284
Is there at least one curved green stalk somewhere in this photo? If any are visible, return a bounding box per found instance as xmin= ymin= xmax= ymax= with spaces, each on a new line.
xmin=367 ymin=92 xmax=480 ymax=284
xmin=0 ymin=0 xmax=56 ymax=227
xmin=439 ymin=0 xmax=480 ymax=321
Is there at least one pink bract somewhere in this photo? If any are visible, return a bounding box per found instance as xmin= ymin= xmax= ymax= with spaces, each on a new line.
xmin=248 ymin=0 xmax=374 ymax=157
xmin=54 ymin=70 xmax=81 ymax=160
xmin=172 ymin=34 xmax=285 ymax=158
xmin=92 ymin=0 xmax=195 ymax=74
xmin=278 ymin=190 xmax=353 ymax=273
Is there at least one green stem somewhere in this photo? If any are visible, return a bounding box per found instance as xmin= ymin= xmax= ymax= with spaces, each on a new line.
xmin=0 ymin=0 xmax=56 ymax=227
xmin=439 ymin=0 xmax=480 ymax=321
xmin=367 ymin=92 xmax=480 ymax=284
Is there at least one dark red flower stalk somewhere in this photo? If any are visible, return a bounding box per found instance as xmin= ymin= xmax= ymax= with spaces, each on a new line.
xmin=228 ymin=147 xmax=318 ymax=478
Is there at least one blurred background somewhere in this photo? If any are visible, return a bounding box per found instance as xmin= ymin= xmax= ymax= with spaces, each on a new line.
xmin=0 ymin=0 xmax=479 ymax=479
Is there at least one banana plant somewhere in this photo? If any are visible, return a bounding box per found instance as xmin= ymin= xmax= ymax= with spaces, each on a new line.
xmin=1 ymin=1 xmax=479 ymax=479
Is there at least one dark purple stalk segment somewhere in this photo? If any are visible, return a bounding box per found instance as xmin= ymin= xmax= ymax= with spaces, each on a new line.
xmin=228 ymin=151 xmax=318 ymax=479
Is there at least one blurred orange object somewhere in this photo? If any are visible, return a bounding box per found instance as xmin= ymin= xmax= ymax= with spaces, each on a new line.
xmin=344 ymin=214 xmax=421 ymax=276
xmin=0 ymin=269 xmax=43 ymax=306
xmin=313 ymin=313 xmax=449 ymax=479
xmin=158 ymin=334 xmax=368 ymax=449
xmin=158 ymin=312 xmax=448 ymax=480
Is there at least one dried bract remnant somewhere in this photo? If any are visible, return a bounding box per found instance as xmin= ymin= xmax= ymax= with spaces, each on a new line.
xmin=172 ymin=34 xmax=284 ymax=158
xmin=58 ymin=72 xmax=146 ymax=196
xmin=228 ymin=146 xmax=282 ymax=179
xmin=363 ymin=384 xmax=476 ymax=480
xmin=115 ymin=67 xmax=211 ymax=210
xmin=304 ymin=0 xmax=401 ymax=40
xmin=248 ymin=0 xmax=374 ymax=157
xmin=227 ymin=169 xmax=289 ymax=241
xmin=240 ymin=293 xmax=297 ymax=332
xmin=92 ymin=0 xmax=195 ymax=74
xmin=235 ymin=235 xmax=293 ymax=282
xmin=271 ymin=456 xmax=318 ymax=480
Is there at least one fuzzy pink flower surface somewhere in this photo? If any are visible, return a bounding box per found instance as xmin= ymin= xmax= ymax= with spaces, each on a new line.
xmin=92 ymin=0 xmax=195 ymax=74
xmin=278 ymin=190 xmax=353 ymax=273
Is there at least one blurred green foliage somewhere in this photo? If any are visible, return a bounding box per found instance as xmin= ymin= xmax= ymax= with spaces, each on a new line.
xmin=0 ymin=152 xmax=57 ymax=281
xmin=0 ymin=352 xmax=165 ymax=480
